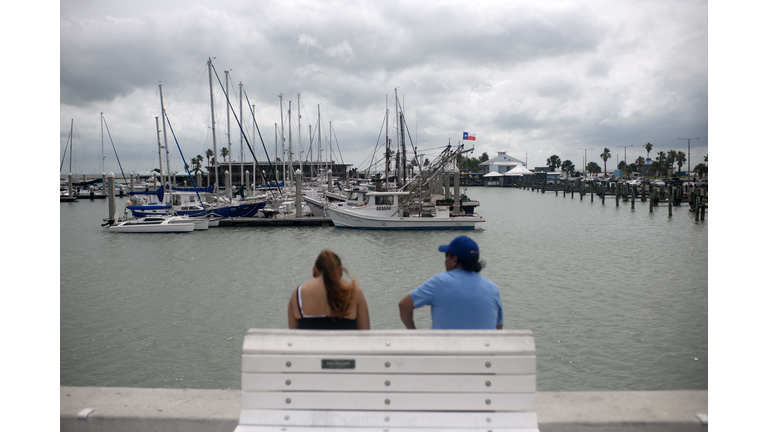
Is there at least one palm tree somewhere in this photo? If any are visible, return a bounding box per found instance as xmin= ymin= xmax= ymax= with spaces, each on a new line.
xmin=650 ymin=161 xmax=663 ymax=177
xmin=586 ymin=161 xmax=602 ymax=175
xmin=561 ymin=159 xmax=575 ymax=173
xmin=408 ymin=158 xmax=419 ymax=177
xmin=600 ymin=148 xmax=611 ymax=176
xmin=656 ymin=151 xmax=667 ymax=175
xmin=675 ymin=152 xmax=686 ymax=176
xmin=694 ymin=163 xmax=708 ymax=180
xmin=190 ymin=155 xmax=203 ymax=173
xmin=205 ymin=149 xmax=214 ymax=167
xmin=667 ymin=150 xmax=678 ymax=176
xmin=220 ymin=147 xmax=229 ymax=163
xmin=546 ymin=155 xmax=561 ymax=172
xmin=644 ymin=142 xmax=653 ymax=159
xmin=635 ymin=156 xmax=645 ymax=175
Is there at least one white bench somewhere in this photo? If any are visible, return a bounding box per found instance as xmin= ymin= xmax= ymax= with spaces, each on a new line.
xmin=234 ymin=329 xmax=539 ymax=431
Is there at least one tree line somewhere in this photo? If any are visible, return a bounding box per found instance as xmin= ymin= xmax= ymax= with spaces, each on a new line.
xmin=546 ymin=143 xmax=708 ymax=178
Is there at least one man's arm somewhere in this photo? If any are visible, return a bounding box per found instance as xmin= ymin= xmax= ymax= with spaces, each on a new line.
xmin=398 ymin=294 xmax=416 ymax=329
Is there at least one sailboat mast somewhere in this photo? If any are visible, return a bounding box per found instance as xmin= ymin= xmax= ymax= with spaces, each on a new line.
xmin=385 ymin=95 xmax=389 ymax=191
xmin=159 ymin=84 xmax=172 ymax=203
xmin=297 ymin=93 xmax=302 ymax=179
xmin=240 ymin=82 xmax=244 ymax=187
xmin=100 ymin=112 xmax=105 ymax=174
xmin=207 ymin=58 xmax=220 ymax=201
xmin=274 ymin=123 xmax=278 ymax=183
xmin=317 ymin=104 xmax=322 ymax=174
xmin=288 ymin=100 xmax=292 ymax=185
xmin=309 ymin=125 xmax=313 ymax=179
xmin=154 ymin=116 xmax=164 ymax=193
xmin=279 ymin=94 xmax=285 ymax=184
xmin=329 ymin=120 xmax=333 ymax=177
xmin=395 ymin=89 xmax=407 ymax=188
xmin=252 ymin=103 xmax=256 ymax=188
xmin=225 ymin=70 xmax=232 ymax=189
xmin=69 ymin=119 xmax=73 ymax=174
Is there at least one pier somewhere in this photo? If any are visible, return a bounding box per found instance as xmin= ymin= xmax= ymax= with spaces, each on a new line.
xmin=217 ymin=216 xmax=332 ymax=227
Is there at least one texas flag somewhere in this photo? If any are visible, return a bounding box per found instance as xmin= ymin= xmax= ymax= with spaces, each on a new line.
xmin=462 ymin=132 xmax=476 ymax=141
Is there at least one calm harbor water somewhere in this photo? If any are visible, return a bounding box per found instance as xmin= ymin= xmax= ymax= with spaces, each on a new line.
xmin=60 ymin=186 xmax=707 ymax=391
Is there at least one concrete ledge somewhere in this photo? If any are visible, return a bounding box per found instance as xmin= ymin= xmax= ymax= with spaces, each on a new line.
xmin=536 ymin=391 xmax=707 ymax=431
xmin=61 ymin=387 xmax=707 ymax=431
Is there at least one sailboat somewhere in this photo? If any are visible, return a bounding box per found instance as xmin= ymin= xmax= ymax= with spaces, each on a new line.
xmin=107 ymin=215 xmax=196 ymax=233
xmin=124 ymin=79 xmax=266 ymax=221
xmin=60 ymin=120 xmax=79 ymax=202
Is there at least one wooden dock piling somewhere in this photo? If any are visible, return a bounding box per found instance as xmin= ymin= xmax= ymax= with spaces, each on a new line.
xmin=649 ymin=189 xmax=654 ymax=213
xmin=668 ymin=185 xmax=672 ymax=216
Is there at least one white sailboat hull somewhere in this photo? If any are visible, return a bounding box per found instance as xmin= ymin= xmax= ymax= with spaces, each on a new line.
xmin=108 ymin=216 xmax=195 ymax=233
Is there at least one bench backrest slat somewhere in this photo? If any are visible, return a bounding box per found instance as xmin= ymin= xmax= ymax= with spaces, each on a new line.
xmin=242 ymin=354 xmax=536 ymax=374
xmin=238 ymin=409 xmax=540 ymax=429
xmin=243 ymin=329 xmax=536 ymax=355
xmin=242 ymin=372 xmax=536 ymax=393
xmin=242 ymin=391 xmax=536 ymax=411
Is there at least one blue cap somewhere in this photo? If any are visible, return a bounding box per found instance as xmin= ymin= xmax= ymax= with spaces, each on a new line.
xmin=438 ymin=236 xmax=479 ymax=261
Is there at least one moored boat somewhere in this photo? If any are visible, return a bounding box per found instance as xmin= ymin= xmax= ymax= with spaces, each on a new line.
xmin=107 ymin=215 xmax=195 ymax=233
xmin=325 ymin=191 xmax=484 ymax=230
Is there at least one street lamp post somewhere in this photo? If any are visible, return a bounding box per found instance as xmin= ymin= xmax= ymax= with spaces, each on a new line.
xmin=678 ymin=138 xmax=700 ymax=180
xmin=577 ymin=148 xmax=592 ymax=178
xmin=617 ymin=145 xmax=633 ymax=176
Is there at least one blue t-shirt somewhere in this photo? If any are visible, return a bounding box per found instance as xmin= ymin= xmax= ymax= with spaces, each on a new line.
xmin=409 ymin=269 xmax=504 ymax=329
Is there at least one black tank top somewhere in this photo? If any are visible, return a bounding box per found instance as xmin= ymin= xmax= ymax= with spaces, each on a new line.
xmin=296 ymin=285 xmax=358 ymax=330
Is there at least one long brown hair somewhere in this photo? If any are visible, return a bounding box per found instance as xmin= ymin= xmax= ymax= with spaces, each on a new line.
xmin=314 ymin=249 xmax=358 ymax=317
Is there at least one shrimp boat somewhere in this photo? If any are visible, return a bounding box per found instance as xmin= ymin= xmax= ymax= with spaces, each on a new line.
xmin=303 ymin=185 xmax=370 ymax=217
xmin=325 ymin=190 xmax=484 ymax=230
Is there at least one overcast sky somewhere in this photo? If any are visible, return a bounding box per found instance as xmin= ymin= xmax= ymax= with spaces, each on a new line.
xmin=58 ymin=0 xmax=708 ymax=176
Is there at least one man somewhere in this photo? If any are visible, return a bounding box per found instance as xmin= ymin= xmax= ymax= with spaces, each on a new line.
xmin=398 ymin=235 xmax=503 ymax=329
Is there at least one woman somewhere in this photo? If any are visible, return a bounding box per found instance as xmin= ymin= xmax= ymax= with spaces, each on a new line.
xmin=288 ymin=250 xmax=370 ymax=329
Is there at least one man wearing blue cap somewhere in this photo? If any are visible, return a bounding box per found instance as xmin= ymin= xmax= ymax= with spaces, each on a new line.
xmin=398 ymin=235 xmax=504 ymax=329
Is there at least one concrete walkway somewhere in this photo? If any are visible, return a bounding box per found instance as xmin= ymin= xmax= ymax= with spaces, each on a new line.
xmin=61 ymin=386 xmax=707 ymax=431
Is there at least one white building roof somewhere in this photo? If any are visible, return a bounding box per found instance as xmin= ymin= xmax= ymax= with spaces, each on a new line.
xmin=479 ymin=151 xmax=526 ymax=167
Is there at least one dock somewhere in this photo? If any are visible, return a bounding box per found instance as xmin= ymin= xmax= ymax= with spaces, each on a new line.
xmin=217 ymin=217 xmax=333 ymax=227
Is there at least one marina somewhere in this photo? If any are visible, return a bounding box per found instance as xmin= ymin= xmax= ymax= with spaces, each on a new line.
xmin=60 ymin=185 xmax=707 ymax=392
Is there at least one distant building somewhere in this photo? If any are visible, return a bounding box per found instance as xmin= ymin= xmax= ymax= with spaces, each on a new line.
xmin=206 ymin=161 xmax=352 ymax=186
xmin=478 ymin=152 xmax=526 ymax=174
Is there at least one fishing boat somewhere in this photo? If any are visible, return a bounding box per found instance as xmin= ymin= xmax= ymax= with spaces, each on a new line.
xmin=303 ymin=185 xmax=369 ymax=217
xmin=325 ymin=190 xmax=485 ymax=230
xmin=107 ymin=215 xmax=195 ymax=233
